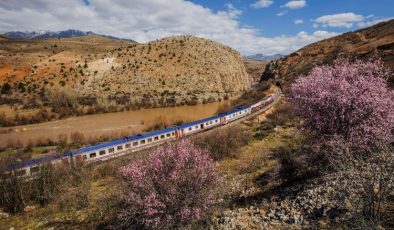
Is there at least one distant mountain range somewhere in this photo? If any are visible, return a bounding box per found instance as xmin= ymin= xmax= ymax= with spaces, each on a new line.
xmin=244 ymin=53 xmax=284 ymax=61
xmin=2 ymin=29 xmax=134 ymax=42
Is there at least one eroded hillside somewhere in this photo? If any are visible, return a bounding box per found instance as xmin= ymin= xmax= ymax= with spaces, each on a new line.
xmin=0 ymin=35 xmax=250 ymax=108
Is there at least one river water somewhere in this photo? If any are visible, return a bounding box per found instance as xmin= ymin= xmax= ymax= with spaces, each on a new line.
xmin=0 ymin=101 xmax=228 ymax=147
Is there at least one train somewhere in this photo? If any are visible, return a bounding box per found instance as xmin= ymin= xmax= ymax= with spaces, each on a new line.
xmin=4 ymin=88 xmax=280 ymax=177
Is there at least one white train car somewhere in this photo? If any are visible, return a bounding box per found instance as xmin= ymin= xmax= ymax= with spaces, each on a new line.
xmin=176 ymin=115 xmax=222 ymax=138
xmin=220 ymin=105 xmax=251 ymax=124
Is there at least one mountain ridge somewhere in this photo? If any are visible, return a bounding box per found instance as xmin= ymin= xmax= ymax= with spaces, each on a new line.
xmin=3 ymin=29 xmax=135 ymax=42
xmin=244 ymin=53 xmax=284 ymax=61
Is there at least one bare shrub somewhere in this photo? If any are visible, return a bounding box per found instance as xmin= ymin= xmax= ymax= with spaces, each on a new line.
xmin=144 ymin=115 xmax=189 ymax=132
xmin=328 ymin=146 xmax=394 ymax=223
xmin=0 ymin=170 xmax=27 ymax=214
xmin=0 ymin=161 xmax=68 ymax=213
xmin=46 ymin=88 xmax=80 ymax=117
xmin=255 ymin=102 xmax=295 ymax=139
xmin=70 ymin=131 xmax=86 ymax=146
xmin=30 ymin=163 xmax=66 ymax=206
xmin=193 ymin=125 xmax=252 ymax=161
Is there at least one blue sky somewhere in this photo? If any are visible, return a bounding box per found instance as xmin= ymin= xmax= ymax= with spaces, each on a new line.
xmin=0 ymin=0 xmax=392 ymax=55
xmin=189 ymin=0 xmax=394 ymax=37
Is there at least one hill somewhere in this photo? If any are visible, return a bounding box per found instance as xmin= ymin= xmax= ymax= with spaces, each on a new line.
xmin=0 ymin=35 xmax=250 ymax=110
xmin=243 ymin=59 xmax=268 ymax=82
xmin=261 ymin=19 xmax=394 ymax=88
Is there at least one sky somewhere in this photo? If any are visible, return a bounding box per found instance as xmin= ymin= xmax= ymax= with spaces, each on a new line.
xmin=0 ymin=0 xmax=392 ymax=55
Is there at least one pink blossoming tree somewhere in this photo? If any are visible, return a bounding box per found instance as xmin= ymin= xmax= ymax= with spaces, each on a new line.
xmin=289 ymin=59 xmax=394 ymax=151
xmin=119 ymin=139 xmax=218 ymax=229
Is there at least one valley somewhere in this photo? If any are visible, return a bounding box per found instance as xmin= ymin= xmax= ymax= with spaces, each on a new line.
xmin=0 ymin=1 xmax=393 ymax=228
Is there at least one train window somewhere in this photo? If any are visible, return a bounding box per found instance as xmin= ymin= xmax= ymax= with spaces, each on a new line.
xmin=108 ymin=148 xmax=114 ymax=153
xmin=30 ymin=166 xmax=40 ymax=173
xmin=195 ymin=125 xmax=198 ymax=129
xmin=16 ymin=169 xmax=26 ymax=176
xmin=172 ymin=132 xmax=175 ymax=136
xmin=189 ymin=127 xmax=192 ymax=131
xmin=117 ymin=145 xmax=123 ymax=150
xmin=125 ymin=143 xmax=131 ymax=148
xmin=83 ymin=155 xmax=88 ymax=160
xmin=133 ymin=141 xmax=139 ymax=146
xmin=99 ymin=150 xmax=106 ymax=155
xmin=148 ymin=138 xmax=152 ymax=143
xmin=141 ymin=140 xmax=146 ymax=144
xmin=90 ymin=152 xmax=96 ymax=158
xmin=154 ymin=136 xmax=159 ymax=141
xmin=215 ymin=119 xmax=218 ymax=122
xmin=166 ymin=133 xmax=171 ymax=137
xmin=210 ymin=121 xmax=213 ymax=124
xmin=160 ymin=135 xmax=165 ymax=139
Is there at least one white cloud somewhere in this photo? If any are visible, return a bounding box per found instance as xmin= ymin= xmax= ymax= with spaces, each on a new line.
xmin=314 ymin=12 xmax=364 ymax=28
xmin=294 ymin=19 xmax=304 ymax=24
xmin=283 ymin=0 xmax=306 ymax=9
xmin=251 ymin=0 xmax=273 ymax=9
xmin=221 ymin=4 xmax=242 ymax=19
xmin=314 ymin=13 xmax=393 ymax=29
xmin=277 ymin=11 xmax=287 ymax=16
xmin=0 ymin=0 xmax=338 ymax=55
xmin=356 ymin=17 xmax=394 ymax=28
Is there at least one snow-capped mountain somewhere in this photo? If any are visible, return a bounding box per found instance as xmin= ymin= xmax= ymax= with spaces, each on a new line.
xmin=3 ymin=29 xmax=131 ymax=41
xmin=244 ymin=53 xmax=284 ymax=61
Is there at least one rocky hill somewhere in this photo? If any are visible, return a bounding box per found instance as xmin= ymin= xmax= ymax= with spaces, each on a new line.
xmin=261 ymin=19 xmax=394 ymax=88
xmin=0 ymin=35 xmax=250 ymax=108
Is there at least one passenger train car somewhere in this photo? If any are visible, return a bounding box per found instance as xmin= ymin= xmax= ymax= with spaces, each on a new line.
xmin=5 ymin=88 xmax=280 ymax=177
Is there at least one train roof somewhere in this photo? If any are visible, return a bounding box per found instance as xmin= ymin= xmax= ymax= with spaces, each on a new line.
xmin=76 ymin=131 xmax=159 ymax=154
xmin=76 ymin=127 xmax=178 ymax=154
xmin=140 ymin=126 xmax=177 ymax=139
xmin=178 ymin=115 xmax=222 ymax=129
xmin=220 ymin=104 xmax=251 ymax=116
xmin=6 ymin=152 xmax=70 ymax=170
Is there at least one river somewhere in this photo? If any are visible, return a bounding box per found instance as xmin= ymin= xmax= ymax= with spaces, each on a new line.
xmin=0 ymin=101 xmax=228 ymax=147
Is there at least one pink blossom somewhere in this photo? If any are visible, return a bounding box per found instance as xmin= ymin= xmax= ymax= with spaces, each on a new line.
xmin=289 ymin=58 xmax=394 ymax=151
xmin=119 ymin=139 xmax=218 ymax=229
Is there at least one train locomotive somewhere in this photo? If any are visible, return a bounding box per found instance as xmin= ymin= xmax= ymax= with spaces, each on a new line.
xmin=5 ymin=88 xmax=280 ymax=177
